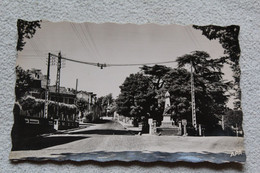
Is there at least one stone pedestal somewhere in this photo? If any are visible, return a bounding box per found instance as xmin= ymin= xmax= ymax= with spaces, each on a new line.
xmin=157 ymin=114 xmax=180 ymax=136
xmin=160 ymin=114 xmax=173 ymax=127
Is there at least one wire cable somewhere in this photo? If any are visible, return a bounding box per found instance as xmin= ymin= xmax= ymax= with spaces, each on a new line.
xmin=48 ymin=53 xmax=177 ymax=68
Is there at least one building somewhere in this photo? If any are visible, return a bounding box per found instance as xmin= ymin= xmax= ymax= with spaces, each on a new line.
xmin=19 ymin=68 xmax=78 ymax=131
xmin=76 ymin=91 xmax=100 ymax=122
xmin=49 ymin=86 xmax=76 ymax=104
xmin=27 ymin=68 xmax=47 ymax=99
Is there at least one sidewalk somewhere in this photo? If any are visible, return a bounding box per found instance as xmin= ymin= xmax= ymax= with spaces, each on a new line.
xmin=116 ymin=119 xmax=141 ymax=132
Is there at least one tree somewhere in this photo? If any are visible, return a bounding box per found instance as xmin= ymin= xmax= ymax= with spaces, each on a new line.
xmin=140 ymin=65 xmax=171 ymax=90
xmin=75 ymin=98 xmax=88 ymax=118
xmin=140 ymin=65 xmax=171 ymax=125
xmin=173 ymin=51 xmax=231 ymax=130
xmin=193 ymin=25 xmax=241 ymax=109
xmin=17 ymin=19 xmax=41 ymax=51
xmin=159 ymin=68 xmax=192 ymax=123
xmin=116 ymin=73 xmax=159 ymax=131
xmin=177 ymin=51 xmax=223 ymax=78
xmin=15 ymin=66 xmax=34 ymax=100
xmin=116 ymin=73 xmax=150 ymax=117
xmin=102 ymin=93 xmax=113 ymax=109
xmin=96 ymin=93 xmax=115 ymax=116
xmin=224 ymin=109 xmax=243 ymax=131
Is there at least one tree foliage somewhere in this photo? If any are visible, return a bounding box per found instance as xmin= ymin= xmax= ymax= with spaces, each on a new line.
xmin=174 ymin=51 xmax=231 ymax=128
xmin=116 ymin=73 xmax=151 ymax=117
xmin=19 ymin=95 xmax=76 ymax=118
xmin=193 ymin=25 xmax=241 ymax=109
xmin=96 ymin=93 xmax=115 ymax=116
xmin=15 ymin=66 xmax=34 ymax=100
xmin=116 ymin=73 xmax=164 ymax=131
xmin=224 ymin=109 xmax=243 ymax=131
xmin=140 ymin=65 xmax=171 ymax=90
xmin=75 ymin=98 xmax=88 ymax=118
xmin=17 ymin=19 xmax=41 ymax=51
xmin=116 ymin=51 xmax=233 ymax=133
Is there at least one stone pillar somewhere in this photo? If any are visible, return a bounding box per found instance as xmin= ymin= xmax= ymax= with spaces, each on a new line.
xmin=178 ymin=121 xmax=182 ymax=135
xmin=198 ymin=124 xmax=202 ymax=136
xmin=182 ymin=119 xmax=187 ymax=136
xmin=148 ymin=118 xmax=153 ymax=135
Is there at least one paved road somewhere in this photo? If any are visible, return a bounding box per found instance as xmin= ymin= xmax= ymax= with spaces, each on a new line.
xmin=9 ymin=119 xmax=246 ymax=163
xmin=68 ymin=119 xmax=139 ymax=136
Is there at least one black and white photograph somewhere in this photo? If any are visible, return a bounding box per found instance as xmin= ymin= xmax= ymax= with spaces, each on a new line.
xmin=10 ymin=20 xmax=245 ymax=163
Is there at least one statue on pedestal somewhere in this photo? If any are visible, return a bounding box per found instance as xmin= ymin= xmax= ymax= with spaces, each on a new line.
xmin=162 ymin=91 xmax=172 ymax=124
xmin=156 ymin=91 xmax=181 ymax=135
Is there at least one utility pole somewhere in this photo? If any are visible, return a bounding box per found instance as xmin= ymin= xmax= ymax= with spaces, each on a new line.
xmin=75 ymin=78 xmax=78 ymax=92
xmin=44 ymin=53 xmax=51 ymax=118
xmin=55 ymin=52 xmax=62 ymax=119
xmin=75 ymin=78 xmax=78 ymax=122
xmin=190 ymin=60 xmax=197 ymax=131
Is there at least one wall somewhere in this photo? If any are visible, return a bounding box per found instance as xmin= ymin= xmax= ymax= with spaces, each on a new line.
xmin=0 ymin=0 xmax=260 ymax=172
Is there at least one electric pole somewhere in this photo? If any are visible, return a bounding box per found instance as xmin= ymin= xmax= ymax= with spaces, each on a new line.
xmin=55 ymin=52 xmax=62 ymax=119
xmin=44 ymin=53 xmax=51 ymax=118
xmin=76 ymin=78 xmax=78 ymax=92
xmin=190 ymin=60 xmax=197 ymax=130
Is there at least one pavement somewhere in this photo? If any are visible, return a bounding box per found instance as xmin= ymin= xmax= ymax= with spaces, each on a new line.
xmin=115 ymin=119 xmax=141 ymax=132
xmin=9 ymin=119 xmax=246 ymax=163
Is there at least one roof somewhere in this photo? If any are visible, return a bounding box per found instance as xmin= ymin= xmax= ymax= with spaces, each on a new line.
xmin=77 ymin=90 xmax=96 ymax=96
xmin=49 ymin=86 xmax=75 ymax=95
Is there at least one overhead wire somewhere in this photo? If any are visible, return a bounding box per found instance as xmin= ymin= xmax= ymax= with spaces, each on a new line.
xmin=48 ymin=53 xmax=177 ymax=68
xmin=79 ymin=24 xmax=99 ymax=61
xmin=107 ymin=60 xmax=177 ymax=67
xmin=70 ymin=23 xmax=96 ymax=61
xmin=84 ymin=23 xmax=102 ymax=61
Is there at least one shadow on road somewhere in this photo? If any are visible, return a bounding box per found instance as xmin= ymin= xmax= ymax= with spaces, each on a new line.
xmin=70 ymin=129 xmax=138 ymax=135
xmin=92 ymin=119 xmax=112 ymax=124
xmin=12 ymin=136 xmax=89 ymax=151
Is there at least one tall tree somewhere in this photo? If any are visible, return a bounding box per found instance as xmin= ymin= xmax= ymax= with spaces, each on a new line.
xmin=158 ymin=68 xmax=192 ymax=123
xmin=116 ymin=73 xmax=151 ymax=117
xmin=174 ymin=51 xmax=231 ymax=129
xmin=140 ymin=65 xmax=171 ymax=90
xmin=116 ymin=73 xmax=161 ymax=131
xmin=17 ymin=19 xmax=41 ymax=51
xmin=102 ymin=93 xmax=113 ymax=107
xmin=98 ymin=93 xmax=115 ymax=116
xmin=193 ymin=25 xmax=241 ymax=109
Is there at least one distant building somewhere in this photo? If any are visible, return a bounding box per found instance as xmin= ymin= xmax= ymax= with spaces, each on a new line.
xmin=27 ymin=68 xmax=47 ymax=99
xmin=29 ymin=68 xmax=48 ymax=89
xmin=49 ymin=86 xmax=76 ymax=105
xmin=76 ymin=91 xmax=100 ymax=122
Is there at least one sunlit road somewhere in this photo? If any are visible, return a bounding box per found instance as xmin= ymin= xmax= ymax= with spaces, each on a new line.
xmin=10 ymin=119 xmax=245 ymax=163
xmin=68 ymin=118 xmax=138 ymax=136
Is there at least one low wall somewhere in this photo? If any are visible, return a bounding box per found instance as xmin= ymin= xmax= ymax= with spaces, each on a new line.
xmin=55 ymin=120 xmax=79 ymax=130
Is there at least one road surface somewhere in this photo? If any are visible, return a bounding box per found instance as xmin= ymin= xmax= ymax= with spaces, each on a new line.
xmin=9 ymin=119 xmax=246 ymax=163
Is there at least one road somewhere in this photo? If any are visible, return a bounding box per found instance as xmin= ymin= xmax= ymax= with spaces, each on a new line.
xmin=9 ymin=119 xmax=246 ymax=163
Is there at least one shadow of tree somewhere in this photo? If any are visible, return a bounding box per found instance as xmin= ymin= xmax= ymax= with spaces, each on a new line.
xmin=12 ymin=136 xmax=89 ymax=151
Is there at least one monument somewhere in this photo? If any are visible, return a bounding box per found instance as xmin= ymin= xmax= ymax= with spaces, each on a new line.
xmin=157 ymin=91 xmax=181 ymax=135
xmin=162 ymin=91 xmax=172 ymax=125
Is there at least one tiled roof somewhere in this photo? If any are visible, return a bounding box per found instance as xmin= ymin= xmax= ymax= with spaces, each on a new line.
xmin=49 ymin=86 xmax=75 ymax=95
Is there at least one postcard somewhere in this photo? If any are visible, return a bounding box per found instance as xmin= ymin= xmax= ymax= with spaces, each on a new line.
xmin=10 ymin=20 xmax=245 ymax=163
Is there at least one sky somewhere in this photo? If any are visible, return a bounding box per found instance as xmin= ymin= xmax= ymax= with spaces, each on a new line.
xmin=17 ymin=21 xmax=234 ymax=107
